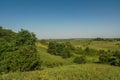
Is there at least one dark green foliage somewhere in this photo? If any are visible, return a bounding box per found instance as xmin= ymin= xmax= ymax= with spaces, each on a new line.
xmin=94 ymin=38 xmax=105 ymax=41
xmin=99 ymin=51 xmax=120 ymax=66
xmin=99 ymin=50 xmax=105 ymax=54
xmin=47 ymin=42 xmax=72 ymax=58
xmin=73 ymin=56 xmax=87 ymax=64
xmin=113 ymin=51 xmax=120 ymax=59
xmin=56 ymin=43 xmax=65 ymax=55
xmin=48 ymin=42 xmax=57 ymax=55
xmin=99 ymin=53 xmax=111 ymax=64
xmin=114 ymin=38 xmax=120 ymax=41
xmin=0 ymin=27 xmax=41 ymax=73
xmin=61 ymin=48 xmax=72 ymax=58
xmin=16 ymin=29 xmax=36 ymax=46
xmin=108 ymin=57 xmax=119 ymax=66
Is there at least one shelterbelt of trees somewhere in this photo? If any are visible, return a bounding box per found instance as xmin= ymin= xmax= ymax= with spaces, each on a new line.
xmin=0 ymin=27 xmax=41 ymax=73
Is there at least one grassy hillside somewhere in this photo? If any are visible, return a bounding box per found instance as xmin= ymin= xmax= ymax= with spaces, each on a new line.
xmin=0 ymin=39 xmax=120 ymax=80
xmin=70 ymin=39 xmax=120 ymax=51
xmin=46 ymin=39 xmax=120 ymax=51
xmin=36 ymin=41 xmax=74 ymax=68
xmin=1 ymin=64 xmax=120 ymax=80
xmin=36 ymin=40 xmax=120 ymax=65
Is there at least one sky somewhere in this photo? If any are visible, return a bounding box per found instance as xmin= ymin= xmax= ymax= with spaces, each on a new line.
xmin=0 ymin=0 xmax=120 ymax=39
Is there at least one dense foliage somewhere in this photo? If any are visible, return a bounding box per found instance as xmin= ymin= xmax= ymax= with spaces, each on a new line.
xmin=48 ymin=42 xmax=73 ymax=58
xmin=99 ymin=50 xmax=120 ymax=66
xmin=73 ymin=56 xmax=87 ymax=64
xmin=0 ymin=27 xmax=41 ymax=73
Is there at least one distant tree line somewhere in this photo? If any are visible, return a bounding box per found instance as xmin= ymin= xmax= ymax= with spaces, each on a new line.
xmin=93 ymin=37 xmax=120 ymax=41
xmin=0 ymin=27 xmax=41 ymax=73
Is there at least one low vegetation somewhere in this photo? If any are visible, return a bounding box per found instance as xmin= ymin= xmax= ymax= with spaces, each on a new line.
xmin=0 ymin=26 xmax=120 ymax=80
xmin=0 ymin=64 xmax=120 ymax=80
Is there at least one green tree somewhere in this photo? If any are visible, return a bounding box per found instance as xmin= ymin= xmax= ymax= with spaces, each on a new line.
xmin=61 ymin=48 xmax=72 ymax=58
xmin=56 ymin=43 xmax=65 ymax=55
xmin=48 ymin=42 xmax=57 ymax=55
xmin=73 ymin=56 xmax=87 ymax=64
xmin=16 ymin=29 xmax=36 ymax=46
xmin=47 ymin=42 xmax=72 ymax=58
xmin=0 ymin=27 xmax=41 ymax=73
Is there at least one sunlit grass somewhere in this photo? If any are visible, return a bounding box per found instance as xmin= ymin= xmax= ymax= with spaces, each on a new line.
xmin=1 ymin=40 xmax=120 ymax=80
xmin=71 ymin=40 xmax=120 ymax=51
xmin=1 ymin=64 xmax=120 ymax=80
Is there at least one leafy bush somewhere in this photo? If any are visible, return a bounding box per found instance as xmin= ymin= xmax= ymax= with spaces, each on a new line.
xmin=47 ymin=42 xmax=72 ymax=58
xmin=73 ymin=56 xmax=87 ymax=64
xmin=99 ymin=51 xmax=120 ymax=66
xmin=0 ymin=27 xmax=41 ymax=73
xmin=99 ymin=53 xmax=110 ymax=64
xmin=108 ymin=57 xmax=119 ymax=66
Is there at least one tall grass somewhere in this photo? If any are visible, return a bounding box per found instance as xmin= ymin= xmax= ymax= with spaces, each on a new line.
xmin=71 ymin=40 xmax=120 ymax=51
xmin=1 ymin=64 xmax=120 ymax=80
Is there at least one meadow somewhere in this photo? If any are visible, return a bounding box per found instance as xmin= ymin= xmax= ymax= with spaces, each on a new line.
xmin=1 ymin=64 xmax=120 ymax=80
xmin=1 ymin=38 xmax=120 ymax=80
xmin=70 ymin=39 xmax=120 ymax=51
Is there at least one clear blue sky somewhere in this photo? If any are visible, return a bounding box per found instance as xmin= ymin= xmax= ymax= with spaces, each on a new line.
xmin=0 ymin=0 xmax=120 ymax=39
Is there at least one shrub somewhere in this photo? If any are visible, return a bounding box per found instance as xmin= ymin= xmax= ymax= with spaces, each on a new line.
xmin=108 ymin=57 xmax=119 ymax=66
xmin=61 ymin=48 xmax=72 ymax=58
xmin=73 ymin=56 xmax=87 ymax=64
xmin=48 ymin=42 xmax=57 ymax=55
xmin=0 ymin=27 xmax=41 ymax=73
xmin=99 ymin=53 xmax=110 ymax=64
xmin=99 ymin=51 xmax=120 ymax=66
xmin=47 ymin=42 xmax=72 ymax=58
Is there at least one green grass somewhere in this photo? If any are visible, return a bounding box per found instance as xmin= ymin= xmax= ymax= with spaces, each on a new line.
xmin=38 ymin=39 xmax=120 ymax=51
xmin=1 ymin=40 xmax=120 ymax=80
xmin=70 ymin=40 xmax=120 ymax=51
xmin=1 ymin=64 xmax=120 ymax=80
xmin=36 ymin=42 xmax=74 ymax=68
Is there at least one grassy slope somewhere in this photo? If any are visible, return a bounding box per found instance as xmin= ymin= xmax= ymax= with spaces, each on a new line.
xmin=1 ymin=64 xmax=120 ymax=80
xmin=36 ymin=42 xmax=74 ymax=68
xmin=1 ymin=41 xmax=120 ymax=80
xmin=71 ymin=40 xmax=120 ymax=51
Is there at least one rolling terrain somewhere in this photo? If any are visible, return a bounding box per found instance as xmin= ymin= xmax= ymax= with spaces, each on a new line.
xmin=1 ymin=39 xmax=120 ymax=80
